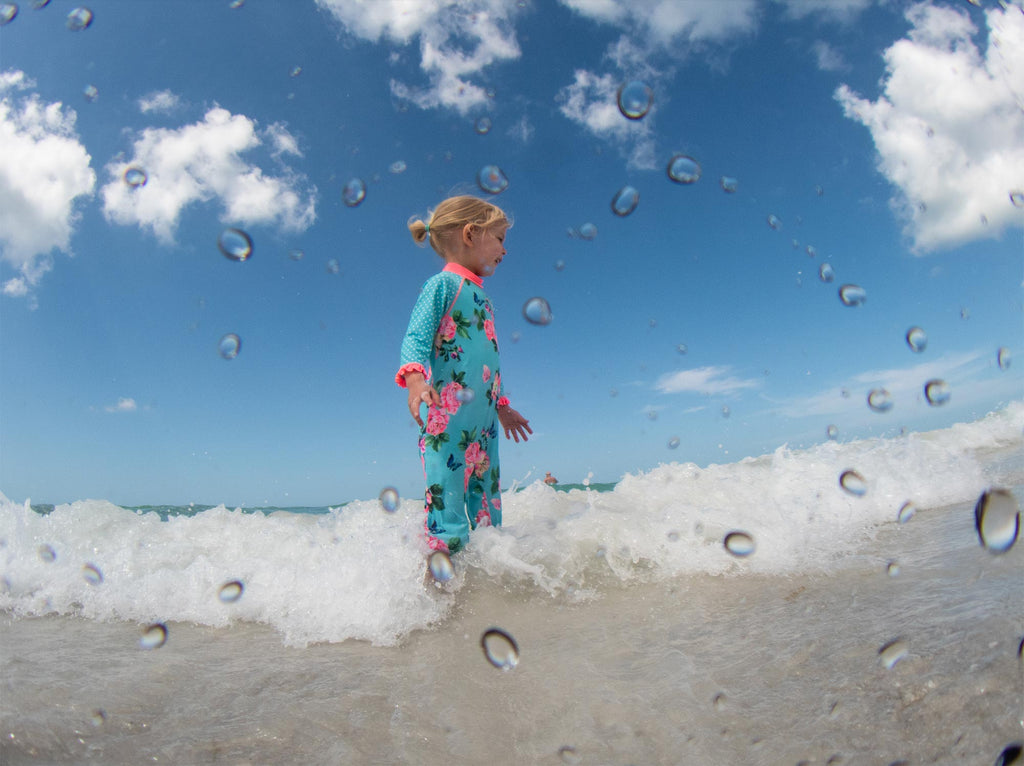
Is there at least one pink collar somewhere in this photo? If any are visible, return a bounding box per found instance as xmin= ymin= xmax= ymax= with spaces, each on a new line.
xmin=443 ymin=262 xmax=483 ymax=287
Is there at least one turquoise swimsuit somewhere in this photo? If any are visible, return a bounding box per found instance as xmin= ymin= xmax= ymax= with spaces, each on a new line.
xmin=396 ymin=263 xmax=508 ymax=553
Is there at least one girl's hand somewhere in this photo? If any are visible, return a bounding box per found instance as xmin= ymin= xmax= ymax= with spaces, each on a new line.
xmin=498 ymin=406 xmax=532 ymax=443
xmin=405 ymin=373 xmax=440 ymax=427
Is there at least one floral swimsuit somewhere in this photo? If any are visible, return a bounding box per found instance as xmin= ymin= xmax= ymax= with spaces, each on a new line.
xmin=396 ymin=262 xmax=509 ymax=553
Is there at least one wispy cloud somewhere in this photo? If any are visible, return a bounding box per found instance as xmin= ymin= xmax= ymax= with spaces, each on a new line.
xmin=812 ymin=40 xmax=848 ymax=72
xmin=138 ymin=89 xmax=181 ymax=115
xmin=104 ymin=397 xmax=138 ymax=413
xmin=655 ymin=366 xmax=762 ymax=396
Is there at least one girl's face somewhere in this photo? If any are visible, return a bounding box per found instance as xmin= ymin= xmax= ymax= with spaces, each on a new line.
xmin=465 ymin=224 xmax=507 ymax=278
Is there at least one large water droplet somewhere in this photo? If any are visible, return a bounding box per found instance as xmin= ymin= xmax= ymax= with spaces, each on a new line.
xmin=724 ymin=531 xmax=756 ymax=557
xmin=878 ymin=638 xmax=908 ymax=669
xmin=477 ymin=165 xmax=509 ymax=194
xmin=867 ymin=389 xmax=892 ymax=413
xmin=974 ymin=488 xmax=1019 ymax=554
xmin=840 ymin=469 xmax=867 ymax=497
xmin=38 ymin=544 xmax=56 ymax=563
xmin=82 ymin=563 xmax=103 ymax=585
xmin=217 ymin=228 xmax=253 ymax=262
xmin=997 ymin=347 xmax=1011 ymax=370
xmin=379 ymin=487 xmax=399 ymax=513
xmin=994 ymin=744 xmax=1023 ymax=766
xmin=218 ymin=333 xmax=241 ymax=360
xmin=818 ymin=263 xmax=835 ymax=283
xmin=428 ymin=550 xmax=454 ymax=583
xmin=522 ymin=297 xmax=553 ymax=325
xmin=1010 ymin=190 xmax=1024 ymax=208
xmin=720 ymin=176 xmax=739 ymax=193
xmin=839 ymin=284 xmax=866 ymax=306
xmin=124 ymin=167 xmax=147 ymax=188
xmin=617 ymin=80 xmax=653 ymax=120
xmin=474 ymin=116 xmax=492 ymax=135
xmin=666 ymin=155 xmax=701 ymax=184
xmin=897 ymin=502 xmax=916 ymax=524
xmin=611 ymin=186 xmax=639 ymax=216
xmin=0 ymin=4 xmax=18 ymax=25
xmin=906 ymin=327 xmax=927 ymax=353
xmin=66 ymin=6 xmax=92 ymax=30
xmin=578 ymin=222 xmax=597 ymax=240
xmin=140 ymin=623 xmax=168 ymax=650
xmin=218 ymin=580 xmax=244 ymax=603
xmin=481 ymin=627 xmax=520 ymax=670
xmin=342 ymin=178 xmax=366 ymax=207
xmin=924 ymin=379 xmax=950 ymax=406
xmin=767 ymin=214 xmax=782 ymax=230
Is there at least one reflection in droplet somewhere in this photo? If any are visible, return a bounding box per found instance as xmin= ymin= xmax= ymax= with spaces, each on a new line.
xmin=578 ymin=222 xmax=597 ymax=240
xmin=838 ymin=284 xmax=866 ymax=306
xmin=897 ymin=502 xmax=916 ymax=524
xmin=123 ymin=167 xmax=147 ymax=188
xmin=38 ymin=544 xmax=56 ymax=563
xmin=217 ymin=228 xmax=253 ymax=261
xmin=83 ymin=84 xmax=99 ymax=102
xmin=839 ymin=470 xmax=867 ymax=497
xmin=1010 ymin=190 xmax=1024 ymax=208
xmin=428 ymin=550 xmax=454 ymax=583
xmin=217 ymin=580 xmax=244 ymax=603
xmin=82 ymin=563 xmax=103 ymax=585
xmin=924 ymin=379 xmax=950 ymax=406
xmin=481 ymin=627 xmax=520 ymax=670
xmin=906 ymin=327 xmax=927 ymax=353
xmin=140 ymin=623 xmax=168 ymax=650
xmin=66 ymin=7 xmax=92 ymax=30
xmin=867 ymin=389 xmax=892 ymax=413
xmin=668 ymin=436 xmax=680 ymax=449
xmin=997 ymin=347 xmax=1011 ymax=370
xmin=767 ymin=214 xmax=782 ymax=230
xmin=617 ymin=80 xmax=653 ymax=120
xmin=0 ymin=4 xmax=18 ymax=26
xmin=878 ymin=638 xmax=908 ymax=670
xmin=974 ymin=488 xmax=1019 ymax=554
xmin=522 ymin=297 xmax=553 ymax=325
xmin=388 ymin=160 xmax=406 ymax=174
xmin=818 ymin=263 xmax=835 ymax=283
xmin=827 ymin=424 xmax=838 ymax=440
xmin=477 ymin=165 xmax=509 ymax=195
xmin=474 ymin=116 xmax=492 ymax=135
xmin=666 ymin=155 xmax=701 ymax=185
xmin=218 ymin=333 xmax=241 ymax=360
xmin=379 ymin=487 xmax=399 ymax=513
xmin=611 ymin=185 xmax=639 ymax=216
xmin=720 ymin=176 xmax=738 ymax=193
xmin=342 ymin=178 xmax=366 ymax=207
xmin=724 ymin=531 xmax=755 ymax=557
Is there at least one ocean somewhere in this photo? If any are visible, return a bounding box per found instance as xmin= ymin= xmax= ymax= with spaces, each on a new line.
xmin=1 ymin=403 xmax=1022 ymax=765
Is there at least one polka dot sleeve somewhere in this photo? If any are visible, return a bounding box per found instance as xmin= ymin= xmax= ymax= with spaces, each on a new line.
xmin=395 ymin=272 xmax=459 ymax=388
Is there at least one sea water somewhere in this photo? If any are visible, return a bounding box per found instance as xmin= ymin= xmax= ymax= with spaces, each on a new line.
xmin=1 ymin=403 xmax=1022 ymax=765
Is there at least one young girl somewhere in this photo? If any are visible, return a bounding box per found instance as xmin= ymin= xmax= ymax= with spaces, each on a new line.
xmin=396 ymin=196 xmax=532 ymax=554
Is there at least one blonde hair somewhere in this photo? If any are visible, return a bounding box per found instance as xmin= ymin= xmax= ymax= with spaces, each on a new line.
xmin=409 ymin=195 xmax=511 ymax=257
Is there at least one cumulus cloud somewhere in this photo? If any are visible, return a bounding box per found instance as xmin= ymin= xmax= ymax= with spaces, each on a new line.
xmin=776 ymin=0 xmax=873 ymax=22
xmin=138 ymin=89 xmax=181 ymax=114
xmin=0 ymin=70 xmax=96 ymax=299
xmin=655 ymin=366 xmax=762 ymax=396
xmin=100 ymin=107 xmax=317 ymax=243
xmin=835 ymin=3 xmax=1024 ymax=252
xmin=104 ymin=397 xmax=138 ymax=413
xmin=560 ymin=0 xmax=758 ymax=47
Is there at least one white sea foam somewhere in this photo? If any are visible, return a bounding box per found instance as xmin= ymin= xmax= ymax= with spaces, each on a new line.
xmin=1 ymin=403 xmax=1021 ymax=647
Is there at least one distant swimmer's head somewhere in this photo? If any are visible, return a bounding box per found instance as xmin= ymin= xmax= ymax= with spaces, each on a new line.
xmin=409 ymin=195 xmax=512 ymax=259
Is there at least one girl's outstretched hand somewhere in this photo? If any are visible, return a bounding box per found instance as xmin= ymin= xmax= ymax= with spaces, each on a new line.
xmin=405 ymin=373 xmax=440 ymax=428
xmin=498 ymin=406 xmax=532 ymax=443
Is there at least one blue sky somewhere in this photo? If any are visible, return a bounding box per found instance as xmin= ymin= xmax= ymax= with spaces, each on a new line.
xmin=1 ymin=0 xmax=1021 ymax=507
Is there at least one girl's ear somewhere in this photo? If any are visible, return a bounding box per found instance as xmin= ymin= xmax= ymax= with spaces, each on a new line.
xmin=462 ymin=223 xmax=476 ymax=246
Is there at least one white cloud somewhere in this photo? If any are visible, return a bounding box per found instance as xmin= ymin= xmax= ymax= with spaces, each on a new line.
xmin=104 ymin=397 xmax=138 ymax=413
xmin=100 ymin=107 xmax=316 ymax=243
xmin=560 ymin=0 xmax=758 ymax=47
xmin=655 ymin=365 xmax=762 ymax=396
xmin=812 ymin=40 xmax=848 ymax=72
xmin=138 ymin=89 xmax=181 ymax=114
xmin=0 ymin=70 xmax=97 ymax=299
xmin=835 ymin=3 xmax=1024 ymax=252
xmin=506 ymin=114 xmax=534 ymax=143
xmin=776 ymin=0 xmax=873 ymax=22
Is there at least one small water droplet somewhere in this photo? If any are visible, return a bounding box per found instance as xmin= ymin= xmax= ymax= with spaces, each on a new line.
xmin=90 ymin=709 xmax=107 ymax=727
xmin=1010 ymin=190 xmax=1024 ymax=208
xmin=818 ymin=263 xmax=835 ymax=283
xmin=720 ymin=176 xmax=738 ymax=193
xmin=428 ymin=550 xmax=454 ymax=582
xmin=839 ymin=284 xmax=866 ymax=306
xmin=815 ymin=184 xmax=824 ymax=196
xmin=229 ymin=0 xmax=245 ymax=8
xmin=558 ymin=745 xmax=582 ymax=765
xmin=721 ymin=406 xmax=730 ymax=418
xmin=675 ymin=343 xmax=688 ymax=355
xmin=289 ymin=65 xmax=302 ymax=78
xmin=886 ymin=561 xmax=901 ymax=577
xmin=610 ymin=185 xmax=639 ymax=216
xmin=83 ymin=84 xmax=99 ymax=102
xmin=578 ymin=222 xmax=597 ymax=240
xmin=326 ymin=258 xmax=340 ymax=274
xmin=878 ymin=638 xmax=908 ymax=669
xmin=974 ymin=488 xmax=1019 ymax=554
xmin=924 ymin=379 xmax=950 ymax=406
xmin=66 ymin=7 xmax=92 ymax=30
xmin=82 ymin=563 xmax=103 ymax=585
xmin=0 ymin=4 xmax=18 ymax=26
xmin=218 ymin=580 xmax=244 ymax=603
xmin=455 ymin=386 xmax=475 ymax=405
xmin=474 ymin=116 xmax=492 ymax=135
xmin=38 ymin=544 xmax=56 ymax=563
xmin=905 ymin=327 xmax=927 ymax=353
xmin=123 ymin=167 xmax=147 ymax=188
xmin=712 ymin=692 xmax=727 ymax=711
xmin=477 ymin=165 xmax=509 ymax=195
xmin=667 ymin=530 xmax=680 ymax=542
xmin=960 ymin=306 xmax=971 ymax=320
xmin=481 ymin=627 xmax=519 ymax=670
xmin=897 ymin=502 xmax=916 ymax=524
xmin=140 ymin=623 xmax=168 ymax=649
xmin=388 ymin=160 xmax=406 ymax=174
xmin=379 ymin=487 xmax=399 ymax=513
xmin=839 ymin=469 xmax=867 ymax=497
xmin=289 ymin=248 xmax=304 ymax=261
xmin=867 ymin=389 xmax=892 ymax=413
xmin=997 ymin=347 xmax=1011 ymax=370
xmin=510 ymin=331 xmax=521 ymax=343
xmin=666 ymin=154 xmax=701 ymax=184
xmin=767 ymin=214 xmax=782 ymax=230
xmin=218 ymin=333 xmax=241 ymax=360
xmin=668 ymin=436 xmax=680 ymax=449
xmin=217 ymin=228 xmax=253 ymax=261
xmin=617 ymin=80 xmax=653 ymax=120
xmin=522 ymin=297 xmax=552 ymax=325
xmin=342 ymin=178 xmax=366 ymax=207
xmin=827 ymin=424 xmax=839 ymax=440
xmin=554 ymin=259 xmax=565 ymax=272
xmin=723 ymin=531 xmax=755 ymax=557
xmin=805 ymin=245 xmax=817 ymax=258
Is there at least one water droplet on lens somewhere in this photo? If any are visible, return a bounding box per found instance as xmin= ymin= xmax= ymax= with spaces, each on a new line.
xmin=994 ymin=744 xmax=1023 ymax=766
xmin=840 ymin=469 xmax=867 ymax=497
xmin=578 ymin=222 xmax=597 ymax=240
xmin=886 ymin=561 xmax=901 ymax=577
xmin=289 ymin=65 xmax=302 ymax=78
xmin=83 ymin=84 xmax=99 ymax=102
xmin=522 ymin=297 xmax=552 ymax=325
xmin=38 ymin=544 xmax=56 ymax=563
xmin=974 ymin=488 xmax=1019 ymax=554
xmin=611 ymin=185 xmax=639 ymax=216
xmin=867 ymin=389 xmax=892 ymax=413
xmin=827 ymin=424 xmax=838 ymax=440
xmin=924 ymin=379 xmax=950 ymax=406
xmin=666 ymin=154 xmax=701 ymax=184
xmin=90 ymin=709 xmax=106 ymax=727
xmin=817 ymin=263 xmax=835 ymax=283
xmin=217 ymin=228 xmax=253 ymax=261
xmin=289 ymin=248 xmax=304 ymax=261
xmin=617 ymin=80 xmax=653 ymax=120
xmin=218 ymin=333 xmax=241 ymax=360
xmin=668 ymin=436 xmax=680 ymax=449
xmin=712 ymin=692 xmax=727 ymax=711
xmin=961 ymin=306 xmax=970 ymax=320
xmin=1010 ymin=190 xmax=1024 ymax=208
xmin=123 ymin=167 xmax=147 ymax=188
xmin=676 ymin=343 xmax=688 ymax=354
xmin=82 ymin=563 xmax=103 ymax=585
xmin=140 ymin=623 xmax=168 ymax=650
xmin=428 ymin=550 xmax=454 ymax=582
xmin=389 ymin=160 xmax=406 ymax=174
xmin=0 ymin=4 xmax=18 ymax=25
xmin=806 ymin=245 xmax=817 ymax=258
xmin=554 ymin=259 xmax=565 ymax=271
xmin=558 ymin=745 xmax=582 ymax=765
xmin=326 ymin=258 xmax=340 ymax=274
xmin=997 ymin=347 xmax=1011 ymax=370
xmin=477 ymin=165 xmax=509 ymax=195
xmin=481 ymin=627 xmax=519 ymax=670
xmin=905 ymin=327 xmax=927 ymax=353
xmin=342 ymin=178 xmax=366 ymax=207
xmin=724 ymin=531 xmax=755 ymax=557
xmin=218 ymin=580 xmax=244 ymax=603
xmin=839 ymin=284 xmax=866 ymax=306
xmin=767 ymin=214 xmax=782 ymax=230
xmin=456 ymin=386 xmax=475 ymax=404
xmin=815 ymin=184 xmax=824 ymax=196
xmin=511 ymin=331 xmax=521 ymax=343
xmin=379 ymin=487 xmax=399 ymax=513
xmin=897 ymin=502 xmax=916 ymax=524
xmin=720 ymin=176 xmax=738 ymax=193
xmin=878 ymin=638 xmax=908 ymax=669
xmin=66 ymin=7 xmax=93 ymax=30
xmin=474 ymin=116 xmax=492 ymax=135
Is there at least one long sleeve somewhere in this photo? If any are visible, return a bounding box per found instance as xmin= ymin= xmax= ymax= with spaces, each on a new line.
xmin=395 ymin=272 xmax=459 ymax=387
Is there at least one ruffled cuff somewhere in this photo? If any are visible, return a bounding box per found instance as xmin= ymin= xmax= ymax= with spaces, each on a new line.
xmin=497 ymin=396 xmax=510 ymax=408
xmin=395 ymin=363 xmax=427 ymax=388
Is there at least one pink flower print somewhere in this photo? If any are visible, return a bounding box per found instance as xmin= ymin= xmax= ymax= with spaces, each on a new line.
xmin=475 ymin=507 xmax=492 ymax=527
xmin=491 ymin=371 xmax=501 ymax=401
xmin=418 ymin=436 xmax=426 ymax=454
xmin=425 ymin=407 xmax=449 ymax=436
xmin=439 ymin=315 xmax=457 ymax=341
xmin=483 ymin=319 xmax=496 ymax=343
xmin=491 ymin=496 xmax=501 ymax=512
xmin=426 ymin=531 xmax=449 ymax=553
xmin=440 ymin=381 xmax=463 ymax=414
xmin=482 ymin=364 xmax=491 ymax=384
